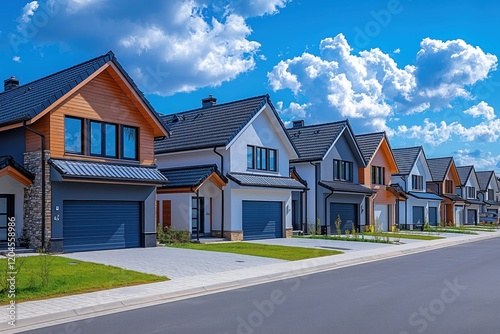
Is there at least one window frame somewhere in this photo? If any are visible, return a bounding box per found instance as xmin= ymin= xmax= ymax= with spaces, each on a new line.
xmin=247 ymin=145 xmax=278 ymax=172
xmin=445 ymin=180 xmax=454 ymax=194
xmin=64 ymin=116 xmax=84 ymax=155
xmin=371 ymin=166 xmax=385 ymax=185
xmin=466 ymin=186 xmax=476 ymax=199
xmin=488 ymin=189 xmax=495 ymax=201
xmin=412 ymin=175 xmax=424 ymax=190
xmin=334 ymin=159 xmax=353 ymax=182
xmin=121 ymin=125 xmax=139 ymax=161
xmin=89 ymin=120 xmax=118 ymax=158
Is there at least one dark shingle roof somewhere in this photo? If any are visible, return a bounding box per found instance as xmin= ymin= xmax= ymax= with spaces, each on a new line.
xmin=0 ymin=155 xmax=34 ymax=180
xmin=289 ymin=166 xmax=308 ymax=187
xmin=456 ymin=166 xmax=473 ymax=186
xmin=154 ymin=95 xmax=294 ymax=154
xmin=227 ymin=172 xmax=306 ymax=190
xmin=286 ymin=121 xmax=347 ymax=162
xmin=49 ymin=159 xmax=168 ymax=185
xmin=0 ymin=51 xmax=168 ymax=134
xmin=318 ymin=180 xmax=374 ymax=194
xmin=407 ymin=191 xmax=444 ymax=201
xmin=392 ymin=146 xmax=423 ymax=175
xmin=426 ymin=157 xmax=452 ymax=182
xmin=476 ymin=171 xmax=494 ymax=191
xmin=159 ymin=164 xmax=227 ymax=189
xmin=355 ymin=132 xmax=385 ymax=165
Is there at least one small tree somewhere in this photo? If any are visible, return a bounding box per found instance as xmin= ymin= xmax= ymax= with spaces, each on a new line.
xmin=335 ymin=215 xmax=342 ymax=236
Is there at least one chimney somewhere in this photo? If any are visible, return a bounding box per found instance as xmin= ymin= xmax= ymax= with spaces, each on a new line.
xmin=202 ymin=95 xmax=217 ymax=108
xmin=4 ymin=76 xmax=20 ymax=91
xmin=292 ymin=120 xmax=304 ymax=128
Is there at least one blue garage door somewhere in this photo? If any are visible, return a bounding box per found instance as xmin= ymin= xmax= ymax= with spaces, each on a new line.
xmin=63 ymin=201 xmax=141 ymax=252
xmin=330 ymin=203 xmax=357 ymax=234
xmin=466 ymin=209 xmax=477 ymax=225
xmin=242 ymin=201 xmax=282 ymax=240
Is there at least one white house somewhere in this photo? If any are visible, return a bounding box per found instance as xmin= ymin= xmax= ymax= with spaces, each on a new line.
xmin=456 ymin=166 xmax=482 ymax=226
xmin=154 ymin=95 xmax=305 ymax=241
xmin=476 ymin=170 xmax=500 ymax=216
xmin=391 ymin=147 xmax=443 ymax=229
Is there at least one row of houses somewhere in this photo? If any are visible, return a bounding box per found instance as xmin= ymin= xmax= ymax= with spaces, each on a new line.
xmin=1 ymin=52 xmax=499 ymax=252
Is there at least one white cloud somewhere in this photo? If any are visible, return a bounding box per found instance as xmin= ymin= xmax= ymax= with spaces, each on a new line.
xmin=19 ymin=1 xmax=39 ymax=24
xmin=12 ymin=56 xmax=21 ymax=62
xmin=393 ymin=48 xmax=401 ymax=54
xmin=224 ymin=0 xmax=289 ymax=17
xmin=463 ymin=101 xmax=496 ymax=121
xmin=454 ymin=149 xmax=500 ymax=170
xmin=275 ymin=101 xmax=310 ymax=120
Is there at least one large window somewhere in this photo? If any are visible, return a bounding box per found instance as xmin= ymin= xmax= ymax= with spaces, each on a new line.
xmin=412 ymin=175 xmax=424 ymax=190
xmin=64 ymin=117 xmax=83 ymax=154
xmin=466 ymin=186 xmax=476 ymax=199
xmin=247 ymin=145 xmax=277 ymax=171
xmin=64 ymin=116 xmax=138 ymax=160
xmin=488 ymin=189 xmax=495 ymax=201
xmin=333 ymin=159 xmax=353 ymax=182
xmin=445 ymin=180 xmax=454 ymax=194
xmin=122 ymin=126 xmax=138 ymax=160
xmin=90 ymin=121 xmax=118 ymax=158
xmin=371 ymin=166 xmax=385 ymax=185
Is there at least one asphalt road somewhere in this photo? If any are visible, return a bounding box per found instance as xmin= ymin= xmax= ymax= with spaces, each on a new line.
xmin=24 ymin=238 xmax=500 ymax=334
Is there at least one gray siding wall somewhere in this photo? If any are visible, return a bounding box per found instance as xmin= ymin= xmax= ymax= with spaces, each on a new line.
xmin=0 ymin=128 xmax=26 ymax=164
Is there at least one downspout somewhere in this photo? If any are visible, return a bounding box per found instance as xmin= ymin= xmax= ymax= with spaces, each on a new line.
xmin=324 ymin=189 xmax=334 ymax=235
xmin=302 ymin=188 xmax=308 ymax=233
xmin=24 ymin=122 xmax=46 ymax=250
xmin=310 ymin=161 xmax=319 ymax=234
xmin=213 ymin=147 xmax=225 ymax=239
xmin=401 ymin=175 xmax=408 ymax=230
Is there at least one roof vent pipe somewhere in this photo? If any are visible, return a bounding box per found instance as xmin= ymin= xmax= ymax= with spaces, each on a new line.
xmin=202 ymin=95 xmax=217 ymax=108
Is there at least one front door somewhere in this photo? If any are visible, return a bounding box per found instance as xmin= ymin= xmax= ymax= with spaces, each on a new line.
xmin=429 ymin=207 xmax=438 ymax=226
xmin=0 ymin=195 xmax=15 ymax=243
xmin=191 ymin=197 xmax=205 ymax=235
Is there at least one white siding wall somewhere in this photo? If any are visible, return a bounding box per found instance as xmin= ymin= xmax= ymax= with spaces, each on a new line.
xmin=0 ymin=176 xmax=26 ymax=238
xmin=293 ymin=163 xmax=316 ymax=226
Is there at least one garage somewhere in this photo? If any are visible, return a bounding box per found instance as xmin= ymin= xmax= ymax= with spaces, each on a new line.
xmin=412 ymin=206 xmax=424 ymax=229
xmin=330 ymin=203 xmax=357 ymax=234
xmin=374 ymin=204 xmax=388 ymax=232
xmin=466 ymin=209 xmax=477 ymax=225
xmin=63 ymin=200 xmax=142 ymax=252
xmin=242 ymin=201 xmax=282 ymax=240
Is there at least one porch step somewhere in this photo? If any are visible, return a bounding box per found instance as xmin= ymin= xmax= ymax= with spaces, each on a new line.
xmin=191 ymin=237 xmax=226 ymax=244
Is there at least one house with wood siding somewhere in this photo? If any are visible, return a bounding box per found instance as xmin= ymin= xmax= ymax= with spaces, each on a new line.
xmin=0 ymin=51 xmax=169 ymax=252
xmin=355 ymin=132 xmax=405 ymax=232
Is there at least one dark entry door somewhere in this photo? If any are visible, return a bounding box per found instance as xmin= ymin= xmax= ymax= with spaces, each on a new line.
xmin=0 ymin=195 xmax=14 ymax=243
xmin=429 ymin=207 xmax=438 ymax=226
xmin=412 ymin=206 xmax=425 ymax=229
xmin=466 ymin=209 xmax=477 ymax=225
xmin=192 ymin=197 xmax=205 ymax=234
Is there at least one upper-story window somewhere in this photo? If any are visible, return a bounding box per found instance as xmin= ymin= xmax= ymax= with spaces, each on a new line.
xmin=247 ymin=145 xmax=277 ymax=171
xmin=371 ymin=166 xmax=385 ymax=185
xmin=466 ymin=186 xmax=476 ymax=199
xmin=64 ymin=116 xmax=138 ymax=160
xmin=488 ymin=189 xmax=495 ymax=201
xmin=64 ymin=117 xmax=83 ymax=154
xmin=333 ymin=159 xmax=353 ymax=182
xmin=412 ymin=175 xmax=424 ymax=190
xmin=445 ymin=180 xmax=454 ymax=194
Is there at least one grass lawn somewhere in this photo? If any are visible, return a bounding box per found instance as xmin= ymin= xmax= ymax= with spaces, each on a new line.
xmin=168 ymin=242 xmax=342 ymax=261
xmin=297 ymin=232 xmax=442 ymax=243
xmin=0 ymin=256 xmax=167 ymax=304
xmin=367 ymin=232 xmax=444 ymax=241
xmin=298 ymin=235 xmax=391 ymax=244
xmin=425 ymin=227 xmax=478 ymax=235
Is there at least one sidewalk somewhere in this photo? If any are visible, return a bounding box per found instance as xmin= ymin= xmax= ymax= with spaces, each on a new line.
xmin=2 ymin=231 xmax=499 ymax=333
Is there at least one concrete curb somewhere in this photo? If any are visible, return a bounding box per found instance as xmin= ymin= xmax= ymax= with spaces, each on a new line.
xmin=3 ymin=232 xmax=499 ymax=333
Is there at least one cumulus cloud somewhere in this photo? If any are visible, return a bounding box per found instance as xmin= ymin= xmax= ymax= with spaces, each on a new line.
xmin=454 ymin=149 xmax=500 ymax=170
xmin=275 ymin=101 xmax=310 ymax=120
xmin=12 ymin=56 xmax=21 ymax=62
xmin=463 ymin=101 xmax=496 ymax=121
xmin=11 ymin=0 xmax=277 ymax=95
xmin=268 ymin=33 xmax=498 ymax=134
xmin=19 ymin=1 xmax=39 ymax=25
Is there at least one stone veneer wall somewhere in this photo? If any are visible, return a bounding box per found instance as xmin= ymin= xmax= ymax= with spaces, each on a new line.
xmin=23 ymin=150 xmax=51 ymax=249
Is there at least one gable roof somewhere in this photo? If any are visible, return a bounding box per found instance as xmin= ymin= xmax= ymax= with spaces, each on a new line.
xmin=154 ymin=95 xmax=295 ymax=155
xmin=159 ymin=164 xmax=227 ymax=190
xmin=456 ymin=166 xmax=474 ymax=186
xmin=392 ymin=146 xmax=423 ymax=175
xmin=476 ymin=171 xmax=495 ymax=191
xmin=0 ymin=51 xmax=168 ymax=136
xmin=426 ymin=157 xmax=453 ymax=182
xmin=0 ymin=155 xmax=35 ymax=186
xmin=355 ymin=132 xmax=385 ymax=165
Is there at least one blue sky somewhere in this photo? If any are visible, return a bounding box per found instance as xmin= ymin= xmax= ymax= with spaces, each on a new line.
xmin=2 ymin=0 xmax=500 ymax=172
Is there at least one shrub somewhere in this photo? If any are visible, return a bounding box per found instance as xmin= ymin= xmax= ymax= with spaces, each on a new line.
xmin=335 ymin=215 xmax=342 ymax=236
xmin=157 ymin=225 xmax=190 ymax=244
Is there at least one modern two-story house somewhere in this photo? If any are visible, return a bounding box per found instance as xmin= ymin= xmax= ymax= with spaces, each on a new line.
xmin=391 ymin=147 xmax=443 ymax=229
xmin=355 ymin=132 xmax=404 ymax=232
xmin=154 ymin=95 xmax=306 ymax=241
xmin=287 ymin=120 xmax=373 ymax=234
xmin=426 ymin=157 xmax=465 ymax=226
xmin=0 ymin=51 xmax=169 ymax=252
xmin=476 ymin=170 xmax=500 ymax=216
xmin=456 ymin=166 xmax=482 ymax=225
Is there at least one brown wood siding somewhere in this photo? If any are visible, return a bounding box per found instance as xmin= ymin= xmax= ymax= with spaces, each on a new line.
xmin=47 ymin=70 xmax=155 ymax=164
xmin=162 ymin=200 xmax=172 ymax=229
xmin=25 ymin=115 xmax=50 ymax=152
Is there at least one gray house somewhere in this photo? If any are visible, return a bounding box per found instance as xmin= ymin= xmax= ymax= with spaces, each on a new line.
xmin=287 ymin=120 xmax=373 ymax=234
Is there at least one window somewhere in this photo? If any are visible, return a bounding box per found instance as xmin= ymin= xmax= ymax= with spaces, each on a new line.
xmin=64 ymin=117 xmax=83 ymax=154
xmin=488 ymin=189 xmax=495 ymax=201
xmin=445 ymin=180 xmax=454 ymax=194
xmin=334 ymin=159 xmax=353 ymax=182
xmin=247 ymin=145 xmax=277 ymax=171
xmin=371 ymin=166 xmax=385 ymax=185
xmin=412 ymin=175 xmax=424 ymax=190
xmin=466 ymin=186 xmax=476 ymax=199
xmin=122 ymin=126 xmax=138 ymax=160
xmin=90 ymin=121 xmax=118 ymax=158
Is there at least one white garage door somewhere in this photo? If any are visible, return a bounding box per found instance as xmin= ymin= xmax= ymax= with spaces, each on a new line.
xmin=374 ymin=204 xmax=389 ymax=232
